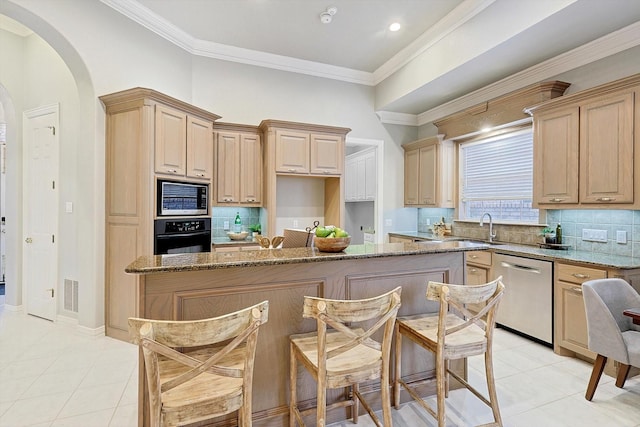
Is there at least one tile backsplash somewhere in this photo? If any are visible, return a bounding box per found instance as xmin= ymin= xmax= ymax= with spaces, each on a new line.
xmin=418 ymin=208 xmax=640 ymax=257
xmin=546 ymin=209 xmax=640 ymax=257
xmin=211 ymin=207 xmax=261 ymax=239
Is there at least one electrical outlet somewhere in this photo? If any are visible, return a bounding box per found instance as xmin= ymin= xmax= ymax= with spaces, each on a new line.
xmin=293 ymin=220 xmax=299 ymax=228
xmin=617 ymin=230 xmax=627 ymax=244
xmin=223 ymin=221 xmax=230 ymax=230
xmin=426 ymin=219 xmax=431 ymax=225
xmin=582 ymin=228 xmax=607 ymax=242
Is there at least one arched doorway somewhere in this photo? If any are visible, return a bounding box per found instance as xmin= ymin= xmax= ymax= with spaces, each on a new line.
xmin=0 ymin=6 xmax=103 ymax=331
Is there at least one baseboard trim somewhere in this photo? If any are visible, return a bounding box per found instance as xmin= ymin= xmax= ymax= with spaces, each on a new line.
xmin=57 ymin=315 xmax=106 ymax=337
xmin=3 ymin=303 xmax=23 ymax=312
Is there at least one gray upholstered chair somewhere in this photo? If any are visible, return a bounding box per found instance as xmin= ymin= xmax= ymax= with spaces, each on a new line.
xmin=583 ymin=278 xmax=640 ymax=401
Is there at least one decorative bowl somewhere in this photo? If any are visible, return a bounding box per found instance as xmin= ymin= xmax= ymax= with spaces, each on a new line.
xmin=314 ymin=236 xmax=351 ymax=252
xmin=227 ymin=231 xmax=249 ymax=241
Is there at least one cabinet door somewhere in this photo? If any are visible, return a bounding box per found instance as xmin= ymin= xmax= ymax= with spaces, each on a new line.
xmin=555 ymin=281 xmax=595 ymax=358
xmin=310 ymin=133 xmax=342 ymax=175
xmin=419 ymin=145 xmax=437 ymax=206
xmin=275 ymin=130 xmax=310 ymax=174
xmin=404 ymin=149 xmax=419 ymax=205
xmin=355 ymin=156 xmax=366 ymax=200
xmin=345 ymin=157 xmax=357 ymax=201
xmin=186 ymin=116 xmax=213 ymax=180
xmin=155 ymin=104 xmax=186 ymax=176
xmin=240 ymin=133 xmax=262 ymax=204
xmin=216 ymin=132 xmax=240 ymax=203
xmin=466 ymin=264 xmax=488 ymax=285
xmin=580 ymin=91 xmax=634 ymax=204
xmin=364 ymin=150 xmax=377 ymax=200
xmin=534 ymin=107 xmax=579 ymax=205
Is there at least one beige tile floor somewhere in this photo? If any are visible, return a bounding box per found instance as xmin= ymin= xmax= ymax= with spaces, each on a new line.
xmin=0 ymin=303 xmax=639 ymax=427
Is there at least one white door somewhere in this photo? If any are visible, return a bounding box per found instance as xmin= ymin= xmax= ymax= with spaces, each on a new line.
xmin=23 ymin=105 xmax=59 ymax=321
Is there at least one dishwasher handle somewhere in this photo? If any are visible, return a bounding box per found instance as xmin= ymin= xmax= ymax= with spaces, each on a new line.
xmin=500 ymin=261 xmax=541 ymax=274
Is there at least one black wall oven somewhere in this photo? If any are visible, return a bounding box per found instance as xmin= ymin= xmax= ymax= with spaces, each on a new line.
xmin=154 ymin=218 xmax=211 ymax=255
xmin=157 ymin=180 xmax=209 ymax=216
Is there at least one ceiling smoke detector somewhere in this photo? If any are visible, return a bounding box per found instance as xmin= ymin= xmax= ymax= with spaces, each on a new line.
xmin=320 ymin=6 xmax=337 ymax=24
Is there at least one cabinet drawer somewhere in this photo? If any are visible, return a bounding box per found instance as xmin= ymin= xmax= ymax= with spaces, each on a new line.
xmin=557 ymin=263 xmax=606 ymax=284
xmin=466 ymin=250 xmax=491 ymax=267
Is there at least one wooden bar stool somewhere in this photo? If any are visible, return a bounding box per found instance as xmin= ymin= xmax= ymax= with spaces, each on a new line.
xmin=394 ymin=277 xmax=504 ymax=427
xmin=128 ymin=300 xmax=269 ymax=427
xmin=289 ymin=287 xmax=402 ymax=427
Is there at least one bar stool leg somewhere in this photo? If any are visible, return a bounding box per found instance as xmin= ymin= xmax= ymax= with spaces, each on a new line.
xmin=393 ymin=323 xmax=402 ymax=409
xmin=289 ymin=342 xmax=297 ymax=427
xmin=485 ymin=346 xmax=502 ymax=426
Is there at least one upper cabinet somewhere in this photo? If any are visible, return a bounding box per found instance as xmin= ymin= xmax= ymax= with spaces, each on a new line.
xmin=214 ymin=123 xmax=262 ymax=206
xmin=403 ymin=136 xmax=455 ymax=207
xmin=155 ymin=104 xmax=214 ymax=180
xmin=345 ymin=148 xmax=376 ymax=202
xmin=527 ymin=74 xmax=640 ymax=208
xmin=272 ymin=125 xmax=344 ymax=176
xmin=260 ymin=120 xmax=351 ymax=236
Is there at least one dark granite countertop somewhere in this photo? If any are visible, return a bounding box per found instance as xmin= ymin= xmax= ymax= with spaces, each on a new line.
xmin=389 ymin=231 xmax=640 ymax=270
xmin=126 ymin=240 xmax=489 ymax=274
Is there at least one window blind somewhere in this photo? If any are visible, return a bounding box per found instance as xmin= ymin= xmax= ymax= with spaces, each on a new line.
xmin=460 ymin=128 xmax=538 ymax=222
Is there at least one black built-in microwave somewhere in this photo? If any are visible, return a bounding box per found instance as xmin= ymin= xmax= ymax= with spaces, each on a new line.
xmin=157 ymin=179 xmax=209 ymax=216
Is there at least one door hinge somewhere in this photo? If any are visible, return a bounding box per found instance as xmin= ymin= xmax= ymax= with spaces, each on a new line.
xmin=52 ymin=181 xmax=55 ymax=190
xmin=52 ymin=234 xmax=55 ymax=243
xmin=47 ymin=126 xmax=56 ymax=135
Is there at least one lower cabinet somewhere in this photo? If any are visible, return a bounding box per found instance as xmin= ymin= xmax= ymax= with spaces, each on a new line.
xmin=554 ymin=262 xmax=606 ymax=359
xmin=465 ymin=250 xmax=492 ymax=314
xmin=465 ymin=250 xmax=491 ymax=285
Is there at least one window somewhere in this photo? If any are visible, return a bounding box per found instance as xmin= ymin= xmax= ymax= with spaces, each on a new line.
xmin=459 ymin=128 xmax=538 ymax=223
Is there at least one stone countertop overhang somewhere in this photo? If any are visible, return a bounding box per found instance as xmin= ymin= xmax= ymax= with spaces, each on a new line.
xmin=126 ymin=240 xmax=488 ymax=275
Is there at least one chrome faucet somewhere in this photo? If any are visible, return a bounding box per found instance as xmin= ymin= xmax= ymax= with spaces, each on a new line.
xmin=480 ymin=213 xmax=497 ymax=243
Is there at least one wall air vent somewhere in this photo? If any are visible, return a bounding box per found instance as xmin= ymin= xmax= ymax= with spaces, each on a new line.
xmin=64 ymin=279 xmax=78 ymax=313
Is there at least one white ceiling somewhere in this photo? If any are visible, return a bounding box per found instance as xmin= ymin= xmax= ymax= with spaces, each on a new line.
xmin=4 ymin=0 xmax=640 ymax=119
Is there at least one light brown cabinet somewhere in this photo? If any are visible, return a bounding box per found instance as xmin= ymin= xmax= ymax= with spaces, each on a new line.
xmin=465 ymin=250 xmax=492 ymax=285
xmin=155 ymin=104 xmax=214 ymax=180
xmin=100 ymin=88 xmax=220 ymax=341
xmin=214 ymin=123 xmax=262 ymax=206
xmin=274 ymin=128 xmax=343 ymax=176
xmin=529 ymin=74 xmax=640 ymax=208
xmin=260 ymin=120 xmax=350 ymax=236
xmin=554 ymin=262 xmax=605 ymax=359
xmin=403 ymin=136 xmax=455 ymax=207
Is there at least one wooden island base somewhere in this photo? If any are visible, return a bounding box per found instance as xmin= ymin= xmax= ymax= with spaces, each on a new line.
xmin=130 ymin=247 xmax=470 ymax=426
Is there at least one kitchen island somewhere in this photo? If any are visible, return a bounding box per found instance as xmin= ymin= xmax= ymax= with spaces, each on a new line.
xmin=126 ymin=241 xmax=488 ymax=427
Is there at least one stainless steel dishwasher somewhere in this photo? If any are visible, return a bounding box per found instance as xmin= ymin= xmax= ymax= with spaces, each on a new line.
xmin=492 ymin=253 xmax=553 ymax=345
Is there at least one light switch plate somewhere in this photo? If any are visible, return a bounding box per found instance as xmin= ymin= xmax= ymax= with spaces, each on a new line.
xmin=223 ymin=221 xmax=230 ymax=230
xmin=617 ymin=230 xmax=627 ymax=244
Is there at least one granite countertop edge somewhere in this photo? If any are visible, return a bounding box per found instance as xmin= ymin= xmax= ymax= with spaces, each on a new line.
xmin=389 ymin=231 xmax=640 ymax=270
xmin=125 ymin=241 xmax=488 ymax=275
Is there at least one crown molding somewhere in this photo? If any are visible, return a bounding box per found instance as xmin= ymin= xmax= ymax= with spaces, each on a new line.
xmin=375 ymin=111 xmax=418 ymax=126
xmin=373 ymin=0 xmax=496 ymax=85
xmin=417 ymin=20 xmax=640 ymax=126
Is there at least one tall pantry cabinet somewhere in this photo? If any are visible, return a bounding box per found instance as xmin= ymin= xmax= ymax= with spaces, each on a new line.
xmin=100 ymin=88 xmax=220 ymax=340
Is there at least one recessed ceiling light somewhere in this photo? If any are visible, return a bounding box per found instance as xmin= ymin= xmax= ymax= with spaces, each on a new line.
xmin=389 ymin=22 xmax=401 ymax=32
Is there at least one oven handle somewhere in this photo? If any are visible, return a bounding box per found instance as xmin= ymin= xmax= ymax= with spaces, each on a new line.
xmin=156 ymin=232 xmax=210 ymax=239
xmin=500 ymin=261 xmax=541 ymax=274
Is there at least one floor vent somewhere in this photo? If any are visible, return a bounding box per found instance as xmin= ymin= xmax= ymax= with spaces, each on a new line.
xmin=64 ymin=279 xmax=78 ymax=313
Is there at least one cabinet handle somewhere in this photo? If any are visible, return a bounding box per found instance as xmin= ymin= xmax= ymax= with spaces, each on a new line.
xmin=469 ymin=268 xmax=478 ymax=273
xmin=469 ymin=255 xmax=478 ymax=259
xmin=196 ymin=173 xmax=205 ymax=177
xmin=549 ymin=198 xmax=565 ymax=202
xmin=246 ymin=198 xmax=255 ymax=202
xmin=572 ymin=273 xmax=590 ymax=279
xmin=570 ymin=286 xmax=583 ymax=295
xmin=288 ymin=168 xmax=297 ymax=172
xmin=596 ymin=197 xmax=615 ymax=202
xmin=323 ymin=170 xmax=330 ymax=174
xmin=167 ymin=169 xmax=177 ymax=173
